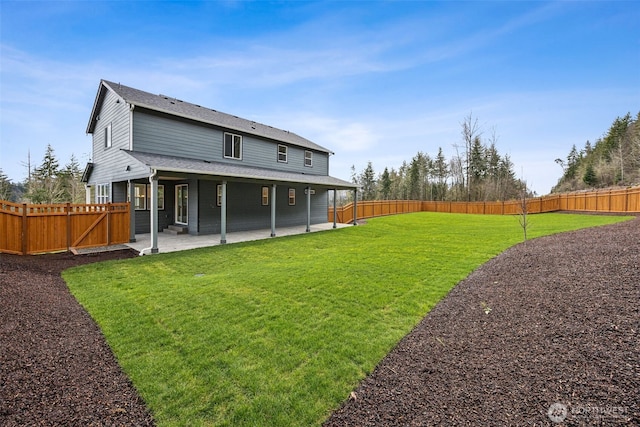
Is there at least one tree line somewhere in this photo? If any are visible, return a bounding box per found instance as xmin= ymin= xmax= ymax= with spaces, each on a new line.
xmin=0 ymin=144 xmax=85 ymax=204
xmin=552 ymin=112 xmax=640 ymax=192
xmin=347 ymin=114 xmax=529 ymax=203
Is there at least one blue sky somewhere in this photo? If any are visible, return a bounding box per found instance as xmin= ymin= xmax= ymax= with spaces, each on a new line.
xmin=1 ymin=1 xmax=638 ymax=195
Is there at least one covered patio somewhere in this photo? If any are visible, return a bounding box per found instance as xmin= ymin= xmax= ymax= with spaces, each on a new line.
xmin=122 ymin=151 xmax=358 ymax=254
xmin=127 ymin=222 xmax=351 ymax=255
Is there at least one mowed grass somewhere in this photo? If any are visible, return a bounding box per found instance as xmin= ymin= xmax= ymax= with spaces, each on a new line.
xmin=63 ymin=212 xmax=631 ymax=426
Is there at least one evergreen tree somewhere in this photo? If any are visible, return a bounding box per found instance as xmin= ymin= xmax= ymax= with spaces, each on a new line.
xmin=0 ymin=169 xmax=12 ymax=201
xmin=406 ymin=152 xmax=430 ymax=200
xmin=60 ymin=154 xmax=85 ymax=203
xmin=359 ymin=161 xmax=377 ymax=201
xmin=583 ymin=163 xmax=597 ymax=187
xmin=433 ymin=147 xmax=449 ymax=201
xmin=468 ymin=136 xmax=487 ymax=201
xmin=565 ymin=144 xmax=580 ymax=180
xmin=379 ymin=167 xmax=392 ymax=200
xmin=553 ymin=112 xmax=640 ymax=192
xmin=26 ymin=144 xmax=65 ymax=204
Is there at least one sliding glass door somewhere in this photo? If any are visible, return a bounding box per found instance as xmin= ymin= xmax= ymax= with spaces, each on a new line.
xmin=175 ymin=184 xmax=188 ymax=225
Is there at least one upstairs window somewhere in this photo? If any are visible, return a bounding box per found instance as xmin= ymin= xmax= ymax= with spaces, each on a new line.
xmin=278 ymin=145 xmax=288 ymax=163
xmin=104 ymin=123 xmax=112 ymax=148
xmin=304 ymin=150 xmax=313 ymax=167
xmin=224 ymin=133 xmax=242 ymax=160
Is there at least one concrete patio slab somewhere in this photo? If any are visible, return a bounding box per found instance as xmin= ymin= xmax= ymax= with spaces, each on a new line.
xmin=126 ymin=222 xmax=352 ymax=255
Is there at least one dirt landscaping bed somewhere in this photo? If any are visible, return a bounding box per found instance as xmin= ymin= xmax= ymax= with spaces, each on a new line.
xmin=0 ymin=249 xmax=154 ymax=426
xmin=325 ymin=217 xmax=639 ymax=426
xmin=1 ymin=217 xmax=638 ymax=426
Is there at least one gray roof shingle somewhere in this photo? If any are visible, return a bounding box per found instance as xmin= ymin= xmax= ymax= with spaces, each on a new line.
xmin=89 ymin=80 xmax=332 ymax=154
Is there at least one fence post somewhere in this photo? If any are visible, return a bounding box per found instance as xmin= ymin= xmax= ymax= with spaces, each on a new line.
xmin=66 ymin=203 xmax=72 ymax=251
xmin=21 ymin=204 xmax=27 ymax=255
xmin=107 ymin=203 xmax=112 ymax=246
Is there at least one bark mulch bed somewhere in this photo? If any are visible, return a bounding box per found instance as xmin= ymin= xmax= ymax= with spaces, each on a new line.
xmin=1 ymin=218 xmax=638 ymax=426
xmin=0 ymin=249 xmax=154 ymax=426
xmin=325 ymin=217 xmax=639 ymax=426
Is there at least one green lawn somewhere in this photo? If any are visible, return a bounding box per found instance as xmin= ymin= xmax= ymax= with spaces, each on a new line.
xmin=63 ymin=212 xmax=632 ymax=426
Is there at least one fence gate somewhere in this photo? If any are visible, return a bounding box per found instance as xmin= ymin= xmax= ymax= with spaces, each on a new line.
xmin=0 ymin=201 xmax=130 ymax=255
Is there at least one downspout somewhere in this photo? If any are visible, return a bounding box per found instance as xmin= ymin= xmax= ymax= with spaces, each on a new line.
xmin=128 ymin=104 xmax=135 ymax=150
xmin=139 ymin=168 xmax=158 ymax=255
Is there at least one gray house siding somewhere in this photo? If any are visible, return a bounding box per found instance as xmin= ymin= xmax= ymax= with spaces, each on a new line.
xmin=112 ymin=182 xmax=128 ymax=203
xmin=133 ymin=109 xmax=328 ymax=176
xmin=86 ymin=81 xmax=354 ymax=242
xmin=197 ymin=180 xmax=219 ymax=234
xmin=133 ymin=110 xmax=217 ymax=161
xmin=89 ymin=91 xmax=149 ymax=189
xmin=133 ymin=180 xmax=174 ymax=234
xmin=130 ymin=179 xmax=329 ymax=235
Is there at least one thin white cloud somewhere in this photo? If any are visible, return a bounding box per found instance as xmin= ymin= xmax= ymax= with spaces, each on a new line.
xmin=266 ymin=113 xmax=379 ymax=153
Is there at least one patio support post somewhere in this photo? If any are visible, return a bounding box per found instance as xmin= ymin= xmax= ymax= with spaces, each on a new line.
xmin=333 ymin=189 xmax=337 ymax=229
xmin=128 ymin=180 xmax=136 ymax=242
xmin=85 ymin=185 xmax=92 ymax=204
xmin=270 ymin=184 xmax=277 ymax=237
xmin=306 ymin=186 xmax=311 ymax=232
xmin=220 ymin=180 xmax=227 ymax=244
xmin=150 ymin=172 xmax=159 ymax=253
xmin=353 ymin=189 xmax=358 ymax=225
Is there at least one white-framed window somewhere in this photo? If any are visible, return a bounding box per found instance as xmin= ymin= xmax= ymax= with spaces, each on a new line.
xmin=304 ymin=150 xmax=313 ymax=167
xmin=288 ymin=188 xmax=296 ymax=206
xmin=155 ymin=185 xmax=165 ymax=210
xmin=224 ymin=133 xmax=242 ymax=159
xmin=104 ymin=123 xmax=112 ymax=148
xmin=134 ymin=183 xmax=146 ymax=210
xmin=261 ymin=186 xmax=269 ymax=206
xmin=131 ymin=184 xmax=165 ymax=210
xmin=216 ymin=184 xmax=222 ymax=207
xmin=96 ymin=183 xmax=110 ymax=204
xmin=277 ymin=144 xmax=288 ymax=163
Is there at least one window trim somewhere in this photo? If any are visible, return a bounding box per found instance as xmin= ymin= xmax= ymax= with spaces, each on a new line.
xmin=277 ymin=144 xmax=288 ymax=163
xmin=132 ymin=183 xmax=165 ymax=210
xmin=134 ymin=183 xmax=146 ymax=210
xmin=288 ymin=188 xmax=296 ymax=206
xmin=304 ymin=150 xmax=313 ymax=167
xmin=223 ymin=132 xmax=243 ymax=160
xmin=96 ymin=183 xmax=110 ymax=204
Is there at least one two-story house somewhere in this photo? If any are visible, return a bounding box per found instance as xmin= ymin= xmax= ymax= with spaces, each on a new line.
xmin=84 ymin=80 xmax=357 ymax=253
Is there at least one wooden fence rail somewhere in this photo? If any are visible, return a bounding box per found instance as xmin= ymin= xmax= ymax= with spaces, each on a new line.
xmin=0 ymin=201 xmax=130 ymax=255
xmin=329 ymin=187 xmax=640 ymax=224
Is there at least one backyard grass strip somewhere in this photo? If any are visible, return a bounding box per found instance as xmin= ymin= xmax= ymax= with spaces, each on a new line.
xmin=63 ymin=212 xmax=632 ymax=426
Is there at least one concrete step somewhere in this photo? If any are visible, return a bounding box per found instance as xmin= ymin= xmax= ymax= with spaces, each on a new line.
xmin=164 ymin=225 xmax=188 ymax=235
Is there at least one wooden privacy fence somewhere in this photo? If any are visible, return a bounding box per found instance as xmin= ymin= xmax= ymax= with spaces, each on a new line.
xmin=0 ymin=201 xmax=130 ymax=255
xmin=329 ymin=187 xmax=640 ymax=224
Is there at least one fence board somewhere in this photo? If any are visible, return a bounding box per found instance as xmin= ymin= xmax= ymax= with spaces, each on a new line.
xmin=328 ymin=186 xmax=640 ymax=224
xmin=0 ymin=201 xmax=130 ymax=255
